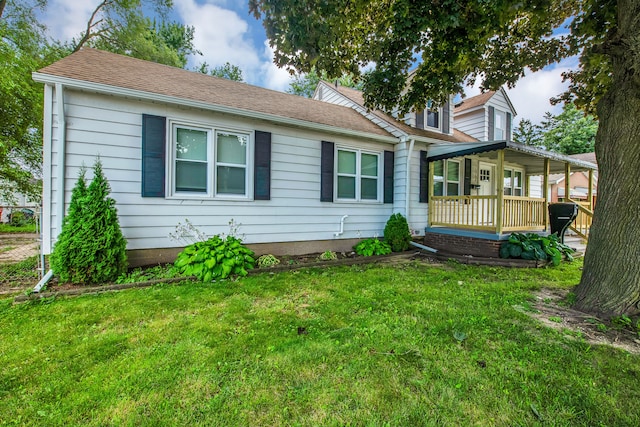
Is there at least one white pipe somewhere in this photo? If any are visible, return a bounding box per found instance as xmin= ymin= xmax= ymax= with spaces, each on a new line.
xmin=34 ymin=269 xmax=54 ymax=293
xmin=405 ymin=138 xmax=415 ymax=218
xmin=334 ymin=215 xmax=349 ymax=237
xmin=55 ymin=83 xmax=66 ymax=237
xmin=410 ymin=240 xmax=438 ymax=253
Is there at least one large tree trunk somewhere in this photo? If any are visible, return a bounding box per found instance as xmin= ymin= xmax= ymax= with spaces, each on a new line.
xmin=573 ymin=0 xmax=640 ymax=318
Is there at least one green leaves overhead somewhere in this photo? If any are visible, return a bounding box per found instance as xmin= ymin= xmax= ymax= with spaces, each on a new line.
xmin=250 ymin=0 xmax=581 ymax=113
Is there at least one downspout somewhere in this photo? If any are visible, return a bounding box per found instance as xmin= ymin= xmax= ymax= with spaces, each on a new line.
xmin=35 ymin=83 xmax=65 ymax=292
xmin=56 ymin=83 xmax=66 ymax=236
xmin=405 ymin=138 xmax=415 ymax=218
xmin=334 ymin=215 xmax=349 ymax=237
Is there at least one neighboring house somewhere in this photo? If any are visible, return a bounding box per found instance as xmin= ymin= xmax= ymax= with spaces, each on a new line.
xmin=549 ymin=152 xmax=598 ymax=206
xmin=33 ymin=49 xmax=597 ymax=266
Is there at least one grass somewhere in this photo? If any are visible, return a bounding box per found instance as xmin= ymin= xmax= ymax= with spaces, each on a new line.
xmin=1 ymin=259 xmax=639 ymax=426
xmin=0 ymin=223 xmax=37 ymax=233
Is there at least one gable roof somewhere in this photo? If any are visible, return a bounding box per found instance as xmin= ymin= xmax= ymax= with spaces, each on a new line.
xmin=454 ymin=88 xmax=517 ymax=116
xmin=570 ymin=152 xmax=597 ymax=164
xmin=454 ymin=91 xmax=496 ymax=113
xmin=318 ymin=82 xmax=476 ymax=143
xmin=33 ymin=48 xmax=394 ymax=140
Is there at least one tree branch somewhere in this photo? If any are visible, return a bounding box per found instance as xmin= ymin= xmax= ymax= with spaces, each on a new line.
xmin=73 ymin=0 xmax=109 ymax=52
xmin=0 ymin=0 xmax=7 ymax=20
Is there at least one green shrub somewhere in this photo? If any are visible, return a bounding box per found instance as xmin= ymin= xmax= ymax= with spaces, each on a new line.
xmin=50 ymin=160 xmax=128 ymax=284
xmin=383 ymin=213 xmax=412 ymax=252
xmin=174 ymin=235 xmax=255 ymax=281
xmin=257 ymin=254 xmax=280 ymax=268
xmin=499 ymin=233 xmax=574 ymax=266
xmin=318 ymin=250 xmax=337 ymax=261
xmin=353 ymin=238 xmax=392 ymax=256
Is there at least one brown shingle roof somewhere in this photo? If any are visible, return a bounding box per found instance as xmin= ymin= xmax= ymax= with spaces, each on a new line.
xmin=569 ymin=152 xmax=597 ymax=164
xmin=35 ymin=48 xmax=393 ymax=138
xmin=454 ymin=91 xmax=496 ymax=114
xmin=329 ymin=84 xmax=476 ymax=143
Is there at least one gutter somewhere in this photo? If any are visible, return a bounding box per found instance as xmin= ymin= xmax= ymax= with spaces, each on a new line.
xmin=32 ymin=73 xmax=398 ymax=144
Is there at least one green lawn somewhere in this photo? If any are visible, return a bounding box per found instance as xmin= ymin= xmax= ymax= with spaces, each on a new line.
xmin=1 ymin=260 xmax=638 ymax=426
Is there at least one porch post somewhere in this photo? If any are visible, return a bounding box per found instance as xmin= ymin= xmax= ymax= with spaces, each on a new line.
xmin=543 ymin=158 xmax=550 ymax=231
xmin=588 ymin=169 xmax=594 ymax=210
xmin=564 ymin=162 xmax=571 ymax=202
xmin=496 ymin=150 xmax=504 ymax=234
xmin=427 ymin=161 xmax=434 ymax=227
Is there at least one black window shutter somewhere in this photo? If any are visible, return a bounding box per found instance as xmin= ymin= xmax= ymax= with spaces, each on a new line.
xmin=254 ymin=131 xmax=271 ymax=200
xmin=463 ymin=158 xmax=472 ymax=196
xmin=442 ymin=100 xmax=450 ymax=134
xmin=141 ymin=114 xmax=166 ymax=197
xmin=383 ymin=150 xmax=394 ymax=204
xmin=321 ymin=141 xmax=334 ymax=202
xmin=506 ymin=112 xmax=512 ymax=141
xmin=419 ymin=150 xmax=429 ymax=203
xmin=415 ymin=110 xmax=425 ymax=129
xmin=488 ymin=106 xmax=495 ymax=141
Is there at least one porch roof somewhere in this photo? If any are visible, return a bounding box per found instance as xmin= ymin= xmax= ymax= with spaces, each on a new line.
xmin=426 ymin=141 xmax=598 ymax=174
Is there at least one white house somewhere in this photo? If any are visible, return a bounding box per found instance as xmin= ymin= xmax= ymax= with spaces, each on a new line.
xmin=33 ymin=49 xmax=597 ymax=265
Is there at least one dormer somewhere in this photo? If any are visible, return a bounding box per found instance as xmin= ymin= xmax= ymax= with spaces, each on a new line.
xmin=453 ymin=88 xmax=516 ymax=142
xmin=407 ymin=97 xmax=454 ymax=136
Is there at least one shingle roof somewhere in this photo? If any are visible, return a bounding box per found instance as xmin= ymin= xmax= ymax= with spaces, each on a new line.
xmin=569 ymin=152 xmax=597 ymax=164
xmin=328 ymin=84 xmax=476 ymax=143
xmin=35 ymin=48 xmax=393 ymax=138
xmin=454 ymin=91 xmax=496 ymax=113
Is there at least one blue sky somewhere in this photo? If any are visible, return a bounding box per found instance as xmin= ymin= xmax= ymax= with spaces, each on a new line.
xmin=41 ymin=0 xmax=576 ymax=125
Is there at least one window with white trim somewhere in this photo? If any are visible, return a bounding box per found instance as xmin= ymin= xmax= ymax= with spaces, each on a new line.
xmin=494 ymin=110 xmax=507 ymax=140
xmin=426 ymin=101 xmax=440 ymax=130
xmin=503 ymin=167 xmax=524 ymax=196
xmin=433 ymin=159 xmax=461 ymax=196
xmin=170 ymin=123 xmax=250 ymax=198
xmin=336 ymin=148 xmax=381 ymax=201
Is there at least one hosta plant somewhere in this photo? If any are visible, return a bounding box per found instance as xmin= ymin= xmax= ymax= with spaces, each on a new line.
xmin=174 ymin=235 xmax=255 ymax=281
xmin=353 ymin=238 xmax=392 ymax=256
xmin=318 ymin=250 xmax=337 ymax=261
xmin=257 ymin=254 xmax=280 ymax=268
xmin=499 ymin=232 xmax=574 ymax=266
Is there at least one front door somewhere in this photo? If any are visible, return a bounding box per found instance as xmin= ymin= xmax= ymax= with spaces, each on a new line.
xmin=478 ymin=162 xmax=495 ymax=225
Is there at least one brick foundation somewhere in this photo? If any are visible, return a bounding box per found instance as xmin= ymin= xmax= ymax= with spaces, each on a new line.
xmin=423 ymin=231 xmax=504 ymax=258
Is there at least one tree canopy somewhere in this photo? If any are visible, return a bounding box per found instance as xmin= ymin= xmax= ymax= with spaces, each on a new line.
xmin=251 ymin=0 xmax=640 ymax=318
xmin=195 ymin=62 xmax=244 ymax=82
xmin=287 ymin=66 xmax=363 ymax=98
xmin=513 ymin=103 xmax=598 ymax=155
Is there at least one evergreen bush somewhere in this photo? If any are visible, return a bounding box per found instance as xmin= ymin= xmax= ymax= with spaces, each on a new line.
xmin=383 ymin=213 xmax=412 ymax=252
xmin=50 ymin=160 xmax=128 ymax=284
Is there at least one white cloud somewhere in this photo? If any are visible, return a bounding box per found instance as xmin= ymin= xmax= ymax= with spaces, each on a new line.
xmin=464 ymin=57 xmax=578 ymax=124
xmin=174 ymin=0 xmax=261 ymax=78
xmin=42 ymin=0 xmax=99 ymax=42
xmin=259 ymin=40 xmax=293 ymax=92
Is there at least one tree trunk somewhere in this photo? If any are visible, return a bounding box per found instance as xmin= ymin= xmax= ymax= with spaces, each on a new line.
xmin=573 ymin=0 xmax=640 ymax=318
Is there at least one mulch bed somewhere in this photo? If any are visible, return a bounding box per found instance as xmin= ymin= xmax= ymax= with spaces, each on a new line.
xmin=12 ymin=248 xmax=575 ymax=304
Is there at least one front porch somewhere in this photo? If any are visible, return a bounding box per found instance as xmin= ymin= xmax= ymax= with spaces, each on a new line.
xmin=424 ymin=141 xmax=597 ymax=239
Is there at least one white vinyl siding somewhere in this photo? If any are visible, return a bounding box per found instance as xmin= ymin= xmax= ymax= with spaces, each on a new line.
xmin=44 ymin=89 xmax=395 ymax=252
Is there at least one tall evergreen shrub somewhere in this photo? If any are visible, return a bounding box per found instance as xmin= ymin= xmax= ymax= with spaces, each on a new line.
xmin=50 ymin=159 xmax=128 ymax=284
xmin=383 ymin=213 xmax=412 ymax=252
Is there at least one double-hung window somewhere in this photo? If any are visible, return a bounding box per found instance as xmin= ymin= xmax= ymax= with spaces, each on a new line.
xmin=426 ymin=101 xmax=440 ymax=130
xmin=336 ymin=148 xmax=381 ymax=202
xmin=171 ymin=123 xmax=250 ymax=198
xmin=494 ymin=110 xmax=507 ymax=140
xmin=433 ymin=159 xmax=461 ymax=196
